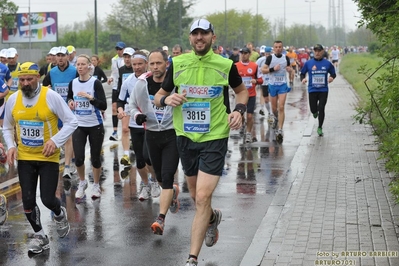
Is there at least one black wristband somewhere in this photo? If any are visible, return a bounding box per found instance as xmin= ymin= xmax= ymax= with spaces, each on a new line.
xmin=269 ymin=67 xmax=274 ymax=73
xmin=160 ymin=95 xmax=168 ymax=107
xmin=233 ymin=103 xmax=246 ymax=115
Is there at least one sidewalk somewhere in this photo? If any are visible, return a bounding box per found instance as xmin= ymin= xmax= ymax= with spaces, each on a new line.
xmin=241 ymin=74 xmax=399 ymax=265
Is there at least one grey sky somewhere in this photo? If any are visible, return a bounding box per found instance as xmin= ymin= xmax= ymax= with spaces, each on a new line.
xmin=13 ymin=0 xmax=360 ymax=31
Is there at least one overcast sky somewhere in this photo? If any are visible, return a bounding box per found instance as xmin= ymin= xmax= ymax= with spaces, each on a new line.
xmin=13 ymin=0 xmax=360 ymax=31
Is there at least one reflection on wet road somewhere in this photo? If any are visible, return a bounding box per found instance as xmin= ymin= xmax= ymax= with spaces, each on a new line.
xmin=0 ymin=82 xmax=310 ymax=265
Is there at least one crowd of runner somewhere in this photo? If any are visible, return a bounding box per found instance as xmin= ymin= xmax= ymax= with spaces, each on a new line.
xmin=0 ymin=18 xmax=342 ymax=265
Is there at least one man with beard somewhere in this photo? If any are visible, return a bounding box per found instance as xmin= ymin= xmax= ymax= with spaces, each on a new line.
xmin=3 ymin=62 xmax=77 ymax=254
xmin=154 ymin=18 xmax=248 ymax=266
xmin=42 ymin=46 xmax=78 ymax=180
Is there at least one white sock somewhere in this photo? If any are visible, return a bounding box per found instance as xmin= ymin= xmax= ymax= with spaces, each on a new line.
xmin=124 ymin=150 xmax=129 ymax=156
xmin=35 ymin=229 xmax=46 ymax=237
xmin=264 ymin=102 xmax=271 ymax=114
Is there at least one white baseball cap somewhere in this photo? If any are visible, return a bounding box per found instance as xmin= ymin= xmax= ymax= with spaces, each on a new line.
xmin=6 ymin=48 xmax=18 ymax=58
xmin=190 ymin=19 xmax=214 ymax=34
xmin=123 ymin=47 xmax=135 ymax=56
xmin=0 ymin=49 xmax=7 ymax=58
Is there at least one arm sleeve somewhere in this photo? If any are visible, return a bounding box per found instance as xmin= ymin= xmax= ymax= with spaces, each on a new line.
xmin=91 ymin=80 xmax=107 ymax=110
xmin=46 ymin=91 xmax=78 ymax=147
xmin=228 ymin=64 xmax=242 ymax=88
xmin=128 ymin=80 xmax=144 ymax=119
xmin=161 ymin=63 xmax=175 ymax=93
xmin=67 ymin=80 xmax=74 ymax=102
xmin=99 ymin=68 xmax=108 ymax=83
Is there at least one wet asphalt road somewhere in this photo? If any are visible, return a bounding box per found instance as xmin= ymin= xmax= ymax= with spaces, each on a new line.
xmin=0 ymin=79 xmax=310 ymax=266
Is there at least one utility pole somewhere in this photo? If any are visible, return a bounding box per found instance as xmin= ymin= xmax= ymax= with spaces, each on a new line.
xmin=94 ymin=0 xmax=98 ymax=54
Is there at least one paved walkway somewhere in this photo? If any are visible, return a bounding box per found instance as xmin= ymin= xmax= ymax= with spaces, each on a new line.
xmin=241 ymin=74 xmax=399 ymax=266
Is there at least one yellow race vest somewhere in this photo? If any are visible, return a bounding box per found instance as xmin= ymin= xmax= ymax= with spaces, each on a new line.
xmin=12 ymin=86 xmax=60 ymax=162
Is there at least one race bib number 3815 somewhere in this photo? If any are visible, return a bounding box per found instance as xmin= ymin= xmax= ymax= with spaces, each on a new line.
xmin=182 ymin=102 xmax=210 ymax=133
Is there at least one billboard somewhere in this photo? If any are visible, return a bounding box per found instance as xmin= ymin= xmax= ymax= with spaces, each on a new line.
xmin=2 ymin=12 xmax=58 ymax=43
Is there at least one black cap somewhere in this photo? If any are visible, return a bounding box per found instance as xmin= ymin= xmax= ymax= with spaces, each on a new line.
xmin=240 ymin=47 xmax=251 ymax=53
xmin=314 ymin=44 xmax=324 ymax=51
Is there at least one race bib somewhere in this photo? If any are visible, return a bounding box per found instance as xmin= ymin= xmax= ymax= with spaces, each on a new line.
xmin=182 ymin=102 xmax=210 ymax=133
xmin=312 ymin=74 xmax=326 ymax=87
xmin=273 ymin=73 xmax=286 ymax=86
xmin=149 ymin=95 xmax=166 ymax=121
xmin=74 ymin=95 xmax=92 ymax=115
xmin=19 ymin=120 xmax=44 ymax=147
xmin=54 ymin=83 xmax=69 ymax=101
xmin=122 ymin=73 xmax=131 ymax=84
xmin=10 ymin=77 xmax=18 ymax=92
xmin=242 ymin=77 xmax=252 ymax=89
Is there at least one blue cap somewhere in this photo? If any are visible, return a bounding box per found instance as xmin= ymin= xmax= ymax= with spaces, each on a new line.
xmin=265 ymin=47 xmax=272 ymax=53
xmin=115 ymin=42 xmax=126 ymax=49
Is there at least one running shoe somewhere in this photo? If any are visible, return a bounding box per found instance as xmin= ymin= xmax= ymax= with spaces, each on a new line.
xmin=150 ymin=217 xmax=165 ymax=235
xmin=91 ymin=184 xmax=102 ymax=199
xmin=0 ymin=194 xmax=8 ymax=225
xmin=245 ymin=133 xmax=252 ymax=144
xmin=267 ymin=114 xmax=274 ymax=125
xmin=109 ymin=132 xmax=118 ymax=141
xmin=139 ymin=183 xmax=151 ymax=201
xmin=205 ymin=209 xmax=222 ymax=247
xmin=185 ymin=258 xmax=198 ymax=266
xmin=313 ymin=112 xmax=318 ymax=119
xmin=317 ymin=127 xmax=323 ymax=137
xmin=272 ymin=117 xmax=278 ymax=129
xmin=75 ymin=179 xmax=88 ymax=199
xmin=120 ymin=155 xmax=131 ymax=166
xmin=252 ymin=137 xmax=258 ymax=142
xmin=276 ymin=129 xmax=284 ymax=143
xmin=69 ymin=163 xmax=77 ymax=176
xmin=28 ymin=235 xmax=50 ymax=254
xmin=150 ymin=180 xmax=161 ymax=198
xmin=169 ymin=184 xmax=180 ymax=214
xmin=259 ymin=109 xmax=265 ymax=116
xmin=54 ymin=206 xmax=70 ymax=238
xmin=62 ymin=167 xmax=72 ymax=179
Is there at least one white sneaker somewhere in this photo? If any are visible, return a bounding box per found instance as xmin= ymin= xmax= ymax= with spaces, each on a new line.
xmin=69 ymin=164 xmax=77 ymax=176
xmin=62 ymin=167 xmax=71 ymax=179
xmin=245 ymin=133 xmax=252 ymax=143
xmin=109 ymin=132 xmax=118 ymax=141
xmin=267 ymin=114 xmax=274 ymax=125
xmin=138 ymin=183 xmax=151 ymax=201
xmin=75 ymin=179 xmax=88 ymax=199
xmin=91 ymin=184 xmax=101 ymax=199
xmin=150 ymin=181 xmax=161 ymax=198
